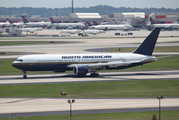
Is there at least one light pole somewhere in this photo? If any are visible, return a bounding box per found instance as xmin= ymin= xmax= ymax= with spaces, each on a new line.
xmin=72 ymin=0 xmax=74 ymax=13
xmin=68 ymin=99 xmax=75 ymax=120
xmin=157 ymin=96 xmax=164 ymax=120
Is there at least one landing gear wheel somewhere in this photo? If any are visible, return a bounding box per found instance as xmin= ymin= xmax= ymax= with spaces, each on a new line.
xmin=23 ymin=70 xmax=27 ymax=79
xmin=23 ymin=75 xmax=27 ymax=78
xmin=90 ymin=73 xmax=99 ymax=77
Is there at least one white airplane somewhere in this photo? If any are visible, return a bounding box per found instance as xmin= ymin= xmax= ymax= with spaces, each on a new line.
xmin=22 ymin=16 xmax=51 ymax=27
xmin=89 ymin=24 xmax=127 ymax=30
xmin=12 ymin=28 xmax=161 ymax=78
xmin=18 ymin=27 xmax=43 ymax=33
xmin=148 ymin=18 xmax=179 ymax=28
xmin=59 ymin=29 xmax=82 ymax=34
xmin=123 ymin=24 xmax=133 ymax=29
xmin=0 ymin=21 xmax=10 ymax=27
xmin=80 ymin=27 xmax=107 ymax=35
xmin=50 ymin=17 xmax=85 ymax=29
xmin=7 ymin=19 xmax=25 ymax=27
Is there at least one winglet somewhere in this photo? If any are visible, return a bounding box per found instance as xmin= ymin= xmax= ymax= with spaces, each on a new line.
xmin=133 ymin=28 xmax=161 ymax=56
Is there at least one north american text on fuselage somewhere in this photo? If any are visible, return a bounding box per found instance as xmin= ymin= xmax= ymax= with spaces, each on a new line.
xmin=62 ymin=55 xmax=112 ymax=59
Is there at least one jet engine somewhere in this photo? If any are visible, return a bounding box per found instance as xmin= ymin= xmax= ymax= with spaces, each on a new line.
xmin=73 ymin=66 xmax=90 ymax=76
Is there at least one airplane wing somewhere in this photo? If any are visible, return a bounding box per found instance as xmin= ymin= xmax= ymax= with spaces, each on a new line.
xmin=67 ymin=57 xmax=157 ymax=70
xmin=67 ymin=60 xmax=140 ymax=70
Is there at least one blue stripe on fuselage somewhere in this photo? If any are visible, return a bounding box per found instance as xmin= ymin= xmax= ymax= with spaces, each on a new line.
xmin=12 ymin=62 xmax=145 ymax=72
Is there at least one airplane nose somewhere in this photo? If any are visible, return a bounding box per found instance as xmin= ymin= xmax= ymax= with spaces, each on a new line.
xmin=12 ymin=62 xmax=18 ymax=68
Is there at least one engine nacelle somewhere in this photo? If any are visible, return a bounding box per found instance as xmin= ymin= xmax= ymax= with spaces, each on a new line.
xmin=73 ymin=66 xmax=89 ymax=76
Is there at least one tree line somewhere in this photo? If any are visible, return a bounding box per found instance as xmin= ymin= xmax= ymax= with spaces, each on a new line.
xmin=0 ymin=5 xmax=179 ymax=17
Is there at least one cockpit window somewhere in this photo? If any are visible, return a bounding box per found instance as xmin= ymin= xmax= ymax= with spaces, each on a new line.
xmin=16 ymin=59 xmax=23 ymax=62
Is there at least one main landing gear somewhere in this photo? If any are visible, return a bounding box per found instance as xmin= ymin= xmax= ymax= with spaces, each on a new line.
xmin=90 ymin=72 xmax=99 ymax=77
xmin=23 ymin=70 xmax=27 ymax=78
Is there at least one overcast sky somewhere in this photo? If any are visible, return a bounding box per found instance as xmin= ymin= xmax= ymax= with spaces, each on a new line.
xmin=0 ymin=0 xmax=179 ymax=9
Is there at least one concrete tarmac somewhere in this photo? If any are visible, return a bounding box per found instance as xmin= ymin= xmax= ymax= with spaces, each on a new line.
xmin=0 ymin=70 xmax=179 ymax=85
xmin=0 ymin=30 xmax=179 ymax=55
xmin=0 ymin=98 xmax=179 ymax=118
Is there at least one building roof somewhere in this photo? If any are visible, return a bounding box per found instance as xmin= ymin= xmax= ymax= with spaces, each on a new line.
xmin=73 ymin=13 xmax=102 ymax=19
xmin=122 ymin=12 xmax=145 ymax=18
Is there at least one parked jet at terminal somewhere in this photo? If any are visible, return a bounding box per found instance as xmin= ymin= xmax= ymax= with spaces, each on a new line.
xmin=148 ymin=18 xmax=179 ymax=29
xmin=18 ymin=27 xmax=43 ymax=33
xmin=59 ymin=29 xmax=82 ymax=34
xmin=7 ymin=19 xmax=25 ymax=27
xmin=80 ymin=27 xmax=107 ymax=35
xmin=22 ymin=16 xmax=51 ymax=27
xmin=0 ymin=20 xmax=10 ymax=27
xmin=89 ymin=24 xmax=127 ymax=30
xmin=12 ymin=28 xmax=161 ymax=78
xmin=50 ymin=17 xmax=85 ymax=29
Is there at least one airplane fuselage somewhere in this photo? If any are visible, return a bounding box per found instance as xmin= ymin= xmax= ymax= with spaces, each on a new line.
xmin=90 ymin=25 xmax=127 ymax=30
xmin=52 ymin=23 xmax=85 ymax=28
xmin=12 ymin=53 xmax=156 ymax=72
xmin=81 ymin=29 xmax=105 ymax=34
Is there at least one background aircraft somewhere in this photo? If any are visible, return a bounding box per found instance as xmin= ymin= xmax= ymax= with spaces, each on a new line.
xmin=89 ymin=24 xmax=127 ymax=30
xmin=80 ymin=27 xmax=107 ymax=35
xmin=147 ymin=17 xmax=179 ymax=29
xmin=18 ymin=27 xmax=43 ymax=33
xmin=59 ymin=29 xmax=82 ymax=34
xmin=7 ymin=19 xmax=25 ymax=27
xmin=50 ymin=17 xmax=85 ymax=29
xmin=22 ymin=16 xmax=51 ymax=27
xmin=17 ymin=25 xmax=45 ymax=34
xmin=0 ymin=20 xmax=10 ymax=27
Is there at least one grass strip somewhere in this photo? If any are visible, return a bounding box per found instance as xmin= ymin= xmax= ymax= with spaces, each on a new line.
xmin=0 ymin=80 xmax=179 ymax=98
xmin=0 ymin=110 xmax=178 ymax=120
xmin=0 ymin=41 xmax=66 ymax=46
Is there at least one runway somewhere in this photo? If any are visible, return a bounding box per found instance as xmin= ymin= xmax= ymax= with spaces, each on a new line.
xmin=0 ymin=70 xmax=179 ymax=85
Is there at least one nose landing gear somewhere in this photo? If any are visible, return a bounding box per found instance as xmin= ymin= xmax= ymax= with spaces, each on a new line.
xmin=23 ymin=70 xmax=27 ymax=78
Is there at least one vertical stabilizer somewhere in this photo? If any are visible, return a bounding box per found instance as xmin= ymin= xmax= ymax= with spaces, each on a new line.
xmin=150 ymin=18 xmax=156 ymax=24
xmin=21 ymin=16 xmax=29 ymax=23
xmin=50 ymin=17 xmax=55 ymax=23
xmin=133 ymin=28 xmax=161 ymax=56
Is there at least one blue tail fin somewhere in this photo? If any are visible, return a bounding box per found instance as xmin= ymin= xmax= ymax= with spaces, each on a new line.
xmin=133 ymin=28 xmax=161 ymax=56
xmin=7 ymin=19 xmax=13 ymax=24
xmin=21 ymin=16 xmax=29 ymax=23
xmin=150 ymin=18 xmax=156 ymax=24
xmin=50 ymin=17 xmax=55 ymax=23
